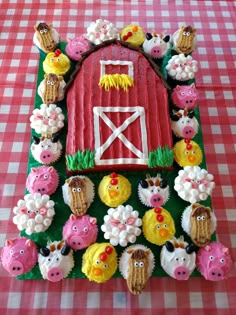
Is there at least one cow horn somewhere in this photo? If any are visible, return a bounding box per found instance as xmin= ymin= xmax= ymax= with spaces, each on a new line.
xmin=39 ymin=247 xmax=50 ymax=257
xmin=61 ymin=245 xmax=71 ymax=256
xmin=139 ymin=179 xmax=148 ymax=189
xmin=165 ymin=241 xmax=174 ymax=252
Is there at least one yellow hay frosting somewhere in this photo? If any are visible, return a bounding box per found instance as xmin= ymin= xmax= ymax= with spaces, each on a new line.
xmin=82 ymin=243 xmax=117 ymax=283
xmin=142 ymin=208 xmax=175 ymax=246
xmin=120 ymin=24 xmax=145 ymax=46
xmin=174 ymin=139 xmax=203 ymax=167
xmin=43 ymin=49 xmax=70 ymax=75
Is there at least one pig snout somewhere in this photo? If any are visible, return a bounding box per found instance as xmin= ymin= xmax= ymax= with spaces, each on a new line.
xmin=69 ymin=235 xmax=84 ymax=250
xmin=47 ymin=267 xmax=64 ymax=282
xmin=9 ymin=260 xmax=24 ymax=276
xmin=173 ymin=266 xmax=190 ymax=280
xmin=207 ymin=267 xmax=224 ymax=281
xmin=150 ymin=46 xmax=162 ymax=58
xmin=40 ymin=150 xmax=53 ymax=164
xmin=182 ymin=126 xmax=195 ymax=138
xmin=150 ymin=194 xmax=164 ymax=207
xmin=34 ymin=183 xmax=47 ymax=194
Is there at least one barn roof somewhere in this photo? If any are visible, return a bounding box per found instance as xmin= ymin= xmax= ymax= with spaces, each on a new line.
xmin=64 ymin=38 xmax=171 ymax=93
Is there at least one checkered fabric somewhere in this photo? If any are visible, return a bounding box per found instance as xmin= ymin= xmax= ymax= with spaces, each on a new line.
xmin=0 ymin=1 xmax=236 ymax=314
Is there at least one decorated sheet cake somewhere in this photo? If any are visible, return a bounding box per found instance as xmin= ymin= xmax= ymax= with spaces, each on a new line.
xmin=1 ymin=20 xmax=232 ymax=290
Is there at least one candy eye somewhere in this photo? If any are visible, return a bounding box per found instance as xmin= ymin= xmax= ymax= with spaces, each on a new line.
xmin=156 ymin=225 xmax=161 ymax=230
xmin=10 ymin=249 xmax=14 ymax=255
xmin=139 ymin=262 xmax=144 ymax=267
xmin=47 ymin=257 xmax=51 ymax=262
xmin=107 ymin=185 xmax=112 ymax=190
xmin=175 ymin=257 xmax=179 ymax=261
xmin=40 ymin=30 xmax=44 ymax=34
xmin=103 ymin=264 xmax=108 ymax=269
xmin=115 ymin=186 xmax=119 ymax=190
xmin=50 ymin=81 xmax=54 ymax=86
xmin=185 ymin=151 xmax=189 ymax=155
xmin=50 ymin=58 xmax=54 ymax=62
xmin=183 ymin=31 xmax=187 ymax=35
xmin=134 ymin=262 xmax=139 ymax=267
xmin=27 ymin=209 xmax=31 ymax=214
xmin=44 ymin=29 xmax=48 ymax=33
xmin=180 ymin=91 xmax=185 ymax=96
xmin=72 ymin=188 xmax=77 ymax=192
xmin=44 ymin=174 xmax=48 ymax=179
xmin=182 ymin=257 xmax=186 ymax=262
xmin=220 ymin=258 xmax=225 ymax=264
xmin=187 ymin=32 xmax=190 ymax=36
xmin=201 ymin=216 xmax=206 ymax=220
xmin=189 ymin=91 xmax=193 ymax=95
xmin=83 ymin=227 xmax=88 ymax=233
xmin=72 ymin=226 xmax=77 ymax=231
xmin=197 ymin=216 xmax=201 ymax=221
xmin=95 ymin=260 xmax=100 ymax=265
xmin=35 ymin=175 xmax=39 ymax=179
xmin=47 ymin=80 xmax=51 ymax=85
xmin=77 ymin=187 xmax=81 ymax=192
xmin=192 ymin=150 xmax=195 ymax=154
xmin=209 ymin=255 xmax=214 ymax=261
xmin=163 ymin=224 xmax=168 ymax=228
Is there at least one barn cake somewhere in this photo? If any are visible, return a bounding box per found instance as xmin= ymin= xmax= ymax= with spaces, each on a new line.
xmin=3 ymin=21 xmax=233 ymax=286
xmin=65 ymin=39 xmax=173 ymax=173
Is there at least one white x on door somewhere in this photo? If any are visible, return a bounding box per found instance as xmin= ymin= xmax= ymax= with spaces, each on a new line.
xmin=93 ymin=106 xmax=148 ymax=165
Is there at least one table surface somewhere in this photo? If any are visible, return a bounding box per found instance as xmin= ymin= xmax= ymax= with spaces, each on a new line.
xmin=0 ymin=1 xmax=236 ymax=314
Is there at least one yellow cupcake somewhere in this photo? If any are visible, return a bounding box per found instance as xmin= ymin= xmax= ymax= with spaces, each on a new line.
xmin=174 ymin=139 xmax=203 ymax=167
xmin=82 ymin=243 xmax=117 ymax=283
xmin=142 ymin=208 xmax=175 ymax=246
xmin=98 ymin=172 xmax=131 ymax=207
xmin=120 ymin=24 xmax=145 ymax=46
xmin=43 ymin=49 xmax=70 ymax=75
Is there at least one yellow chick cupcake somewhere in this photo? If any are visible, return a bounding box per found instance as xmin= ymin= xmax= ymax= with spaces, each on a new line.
xmin=98 ymin=172 xmax=131 ymax=207
xmin=142 ymin=208 xmax=175 ymax=246
xmin=120 ymin=24 xmax=145 ymax=46
xmin=82 ymin=243 xmax=117 ymax=283
xmin=173 ymin=139 xmax=203 ymax=167
xmin=43 ymin=49 xmax=71 ymax=76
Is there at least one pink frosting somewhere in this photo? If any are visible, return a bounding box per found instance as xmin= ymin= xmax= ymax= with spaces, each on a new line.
xmin=1 ymin=237 xmax=38 ymax=276
xmin=65 ymin=36 xmax=91 ymax=61
xmin=26 ymin=165 xmax=59 ymax=195
xmin=63 ymin=214 xmax=98 ymax=250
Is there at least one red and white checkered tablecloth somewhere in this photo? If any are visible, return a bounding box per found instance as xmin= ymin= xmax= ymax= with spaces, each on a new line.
xmin=0 ymin=1 xmax=235 ymax=314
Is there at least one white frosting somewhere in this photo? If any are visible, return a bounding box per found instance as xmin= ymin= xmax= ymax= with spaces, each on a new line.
xmin=86 ymin=19 xmax=118 ymax=45
xmin=101 ymin=205 xmax=142 ymax=247
xmin=166 ymin=54 xmax=198 ymax=81
xmin=37 ymin=79 xmax=66 ymax=102
xmin=93 ymin=106 xmax=148 ymax=166
xmin=174 ymin=166 xmax=215 ymax=203
xmin=119 ymin=244 xmax=155 ymax=279
xmin=160 ymin=237 xmax=196 ymax=279
xmin=171 ymin=109 xmax=199 ymax=138
xmin=181 ymin=204 xmax=217 ymax=235
xmin=30 ymin=104 xmax=65 ymax=135
xmin=12 ymin=193 xmax=55 ymax=235
xmin=31 ymin=137 xmax=62 ymax=165
xmin=38 ymin=240 xmax=74 ymax=281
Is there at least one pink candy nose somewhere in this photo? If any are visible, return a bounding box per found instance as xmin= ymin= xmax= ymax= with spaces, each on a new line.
xmin=69 ymin=236 xmax=84 ymax=250
xmin=151 ymin=46 xmax=162 ymax=58
xmin=40 ymin=150 xmax=53 ymax=164
xmin=9 ymin=261 xmax=24 ymax=276
xmin=182 ymin=126 xmax=195 ymax=138
xmin=207 ymin=267 xmax=224 ymax=281
xmin=174 ymin=266 xmax=190 ymax=280
xmin=150 ymin=194 xmax=164 ymax=207
xmin=47 ymin=267 xmax=64 ymax=282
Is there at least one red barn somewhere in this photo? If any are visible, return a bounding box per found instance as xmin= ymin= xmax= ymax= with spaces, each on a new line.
xmin=65 ymin=39 xmax=173 ymax=173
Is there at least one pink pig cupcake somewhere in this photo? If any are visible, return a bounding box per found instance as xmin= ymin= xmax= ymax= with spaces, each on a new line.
xmin=65 ymin=36 xmax=91 ymax=61
xmin=26 ymin=165 xmax=59 ymax=195
xmin=63 ymin=214 xmax=98 ymax=250
xmin=1 ymin=237 xmax=38 ymax=276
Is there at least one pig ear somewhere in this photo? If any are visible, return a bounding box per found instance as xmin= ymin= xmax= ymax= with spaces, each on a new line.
xmin=175 ymin=85 xmax=181 ymax=91
xmin=165 ymin=241 xmax=174 ymax=252
xmin=67 ymin=38 xmax=72 ymax=43
xmin=31 ymin=167 xmax=38 ymax=173
xmin=47 ymin=166 xmax=54 ymax=173
xmin=190 ymin=83 xmax=196 ymax=89
xmin=205 ymin=245 xmax=211 ymax=252
xmin=222 ymin=247 xmax=229 ymax=255
xmin=89 ymin=217 xmax=97 ymax=225
xmin=69 ymin=214 xmax=77 ymax=221
xmin=6 ymin=239 xmax=14 ymax=246
xmin=25 ymin=239 xmax=34 ymax=248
